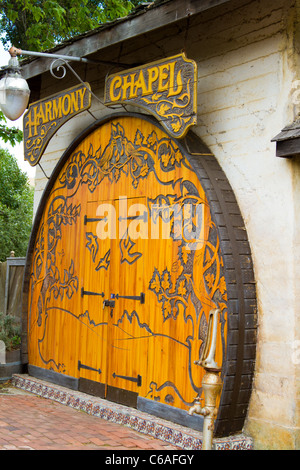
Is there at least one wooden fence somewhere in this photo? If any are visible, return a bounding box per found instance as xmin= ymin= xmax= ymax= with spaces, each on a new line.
xmin=0 ymin=254 xmax=25 ymax=319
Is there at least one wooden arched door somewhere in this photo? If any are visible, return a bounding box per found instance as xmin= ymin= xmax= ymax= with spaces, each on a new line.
xmin=24 ymin=114 xmax=256 ymax=436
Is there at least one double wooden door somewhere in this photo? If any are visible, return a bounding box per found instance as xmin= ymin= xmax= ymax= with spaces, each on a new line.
xmin=27 ymin=116 xmax=227 ymax=412
xmin=79 ymin=197 xmax=147 ymax=398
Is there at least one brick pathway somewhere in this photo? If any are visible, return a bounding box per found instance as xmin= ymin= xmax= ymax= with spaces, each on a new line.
xmin=0 ymin=387 xmax=180 ymax=450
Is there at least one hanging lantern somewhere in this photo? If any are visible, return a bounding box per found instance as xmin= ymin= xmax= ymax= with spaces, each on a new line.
xmin=0 ymin=55 xmax=30 ymax=121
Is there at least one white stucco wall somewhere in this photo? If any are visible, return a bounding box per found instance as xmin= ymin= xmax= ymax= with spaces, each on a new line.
xmin=190 ymin=0 xmax=299 ymax=449
xmin=29 ymin=0 xmax=300 ymax=449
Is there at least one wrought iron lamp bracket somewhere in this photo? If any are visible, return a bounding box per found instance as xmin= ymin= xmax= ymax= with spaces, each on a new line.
xmin=49 ymin=58 xmax=104 ymax=108
xmin=7 ymin=46 xmax=137 ymax=110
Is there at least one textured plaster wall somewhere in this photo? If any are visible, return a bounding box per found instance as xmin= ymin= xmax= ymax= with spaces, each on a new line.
xmin=293 ymin=157 xmax=300 ymax=450
xmin=30 ymin=0 xmax=300 ymax=449
xmin=186 ymin=0 xmax=297 ymax=449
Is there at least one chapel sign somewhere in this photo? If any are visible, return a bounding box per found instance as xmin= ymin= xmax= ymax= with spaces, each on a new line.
xmin=23 ymin=83 xmax=91 ymax=166
xmin=23 ymin=55 xmax=197 ymax=166
xmin=104 ymin=53 xmax=197 ymax=139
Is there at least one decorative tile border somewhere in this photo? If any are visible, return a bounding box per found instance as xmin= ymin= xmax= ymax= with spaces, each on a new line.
xmin=12 ymin=374 xmax=253 ymax=450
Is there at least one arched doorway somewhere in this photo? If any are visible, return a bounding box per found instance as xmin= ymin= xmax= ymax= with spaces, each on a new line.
xmin=22 ymin=113 xmax=256 ymax=436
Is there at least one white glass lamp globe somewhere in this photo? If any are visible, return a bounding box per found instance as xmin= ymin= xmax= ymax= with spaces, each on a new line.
xmin=0 ymin=56 xmax=30 ymax=121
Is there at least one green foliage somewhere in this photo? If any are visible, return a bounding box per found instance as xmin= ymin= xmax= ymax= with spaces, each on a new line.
xmin=0 ymin=0 xmax=144 ymax=258
xmin=0 ymin=112 xmax=23 ymax=147
xmin=0 ymin=0 xmax=144 ymax=51
xmin=0 ymin=312 xmax=21 ymax=351
xmin=0 ymin=148 xmax=34 ymax=261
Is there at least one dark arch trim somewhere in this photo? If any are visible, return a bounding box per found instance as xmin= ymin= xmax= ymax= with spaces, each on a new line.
xmin=184 ymin=148 xmax=257 ymax=437
xmin=21 ymin=112 xmax=257 ymax=437
xmin=177 ymin=121 xmax=257 ymax=437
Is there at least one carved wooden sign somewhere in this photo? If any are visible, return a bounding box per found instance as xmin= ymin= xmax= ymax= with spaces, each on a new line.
xmin=104 ymin=53 xmax=197 ymax=138
xmin=23 ymin=84 xmax=91 ymax=166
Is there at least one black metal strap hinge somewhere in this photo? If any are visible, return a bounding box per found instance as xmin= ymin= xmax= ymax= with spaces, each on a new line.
xmin=78 ymin=360 xmax=101 ymax=375
xmin=112 ymin=372 xmax=142 ymax=387
xmin=118 ymin=211 xmax=148 ymax=223
xmin=111 ymin=293 xmax=145 ymax=304
xmin=84 ymin=215 xmax=107 ymax=225
xmin=81 ymin=287 xmax=105 ymax=297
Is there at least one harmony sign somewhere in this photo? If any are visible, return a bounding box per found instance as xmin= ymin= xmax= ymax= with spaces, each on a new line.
xmin=23 ymin=83 xmax=91 ymax=166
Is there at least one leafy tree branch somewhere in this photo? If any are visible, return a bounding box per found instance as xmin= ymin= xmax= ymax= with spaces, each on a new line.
xmin=0 ymin=0 xmax=143 ymax=51
xmin=0 ymin=148 xmax=34 ymax=261
xmin=0 ymin=112 xmax=23 ymax=147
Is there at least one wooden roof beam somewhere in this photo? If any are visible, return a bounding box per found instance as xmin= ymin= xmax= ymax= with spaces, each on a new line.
xmin=20 ymin=0 xmax=231 ymax=79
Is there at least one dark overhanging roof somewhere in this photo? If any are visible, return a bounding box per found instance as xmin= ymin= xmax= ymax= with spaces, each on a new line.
xmin=271 ymin=120 xmax=300 ymax=158
xmin=18 ymin=0 xmax=231 ymax=80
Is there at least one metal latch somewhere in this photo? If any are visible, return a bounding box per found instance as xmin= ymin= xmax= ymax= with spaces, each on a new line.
xmin=103 ymin=299 xmax=115 ymax=309
xmin=103 ymin=299 xmax=115 ymax=317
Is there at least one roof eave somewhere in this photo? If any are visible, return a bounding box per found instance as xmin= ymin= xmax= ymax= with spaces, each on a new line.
xmin=19 ymin=0 xmax=231 ymax=80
